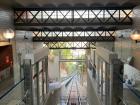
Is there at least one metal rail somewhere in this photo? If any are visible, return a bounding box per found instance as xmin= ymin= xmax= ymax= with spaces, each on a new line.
xmin=65 ymin=75 xmax=88 ymax=105
xmin=67 ymin=80 xmax=74 ymax=105
xmin=76 ymin=81 xmax=82 ymax=105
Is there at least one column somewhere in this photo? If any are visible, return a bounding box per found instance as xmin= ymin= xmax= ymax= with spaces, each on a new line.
xmin=110 ymin=59 xmax=123 ymax=105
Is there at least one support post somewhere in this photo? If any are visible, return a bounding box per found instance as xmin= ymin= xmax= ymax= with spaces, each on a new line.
xmin=23 ymin=59 xmax=33 ymax=105
xmin=45 ymin=57 xmax=48 ymax=94
xmin=110 ymin=59 xmax=123 ymax=105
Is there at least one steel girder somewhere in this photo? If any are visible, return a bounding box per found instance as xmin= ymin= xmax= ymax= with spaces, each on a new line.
xmin=43 ymin=42 xmax=95 ymax=49
xmin=14 ymin=6 xmax=133 ymax=49
xmin=14 ymin=7 xmax=133 ymax=27
xmin=32 ymin=30 xmax=115 ymax=42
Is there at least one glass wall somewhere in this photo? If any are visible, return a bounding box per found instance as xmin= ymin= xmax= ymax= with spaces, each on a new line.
xmin=97 ymin=58 xmax=110 ymax=105
xmin=87 ymin=54 xmax=111 ymax=105
xmin=32 ymin=57 xmax=48 ymax=105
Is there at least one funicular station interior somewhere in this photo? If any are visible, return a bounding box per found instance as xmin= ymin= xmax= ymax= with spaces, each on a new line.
xmin=0 ymin=0 xmax=140 ymax=105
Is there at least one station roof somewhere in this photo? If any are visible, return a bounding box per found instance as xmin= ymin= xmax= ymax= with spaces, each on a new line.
xmin=0 ymin=0 xmax=139 ymax=9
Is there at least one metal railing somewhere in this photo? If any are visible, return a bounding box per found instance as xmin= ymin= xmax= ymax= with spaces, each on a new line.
xmin=88 ymin=58 xmax=140 ymax=105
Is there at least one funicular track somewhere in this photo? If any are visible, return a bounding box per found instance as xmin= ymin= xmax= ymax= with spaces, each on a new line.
xmin=60 ymin=75 xmax=87 ymax=105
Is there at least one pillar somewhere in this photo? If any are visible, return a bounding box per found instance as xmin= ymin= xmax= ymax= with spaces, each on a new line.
xmin=110 ymin=59 xmax=123 ymax=105
xmin=23 ymin=59 xmax=33 ymax=105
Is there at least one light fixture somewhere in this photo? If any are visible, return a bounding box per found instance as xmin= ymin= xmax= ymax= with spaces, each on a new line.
xmin=43 ymin=43 xmax=46 ymax=47
xmin=130 ymin=31 xmax=140 ymax=43
xmin=3 ymin=29 xmax=15 ymax=42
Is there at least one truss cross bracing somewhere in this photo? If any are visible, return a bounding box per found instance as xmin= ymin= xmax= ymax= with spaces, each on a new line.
xmin=32 ymin=29 xmax=115 ymax=42
xmin=14 ymin=7 xmax=133 ymax=27
xmin=14 ymin=6 xmax=134 ymax=49
xmin=37 ymin=29 xmax=114 ymax=49
xmin=43 ymin=42 xmax=96 ymax=49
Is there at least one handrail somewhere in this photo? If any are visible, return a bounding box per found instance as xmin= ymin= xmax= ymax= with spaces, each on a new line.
xmin=0 ymin=78 xmax=24 ymax=100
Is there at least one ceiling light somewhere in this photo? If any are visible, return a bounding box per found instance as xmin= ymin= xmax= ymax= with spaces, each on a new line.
xmin=3 ymin=29 xmax=15 ymax=41
xmin=130 ymin=31 xmax=140 ymax=43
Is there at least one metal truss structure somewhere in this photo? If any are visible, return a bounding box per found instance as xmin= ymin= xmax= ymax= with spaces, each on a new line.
xmin=31 ymin=28 xmax=114 ymax=49
xmin=32 ymin=29 xmax=115 ymax=42
xmin=14 ymin=7 xmax=133 ymax=27
xmin=43 ymin=42 xmax=95 ymax=49
xmin=14 ymin=6 xmax=134 ymax=49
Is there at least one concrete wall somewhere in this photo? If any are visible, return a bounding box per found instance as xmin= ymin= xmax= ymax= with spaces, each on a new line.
xmin=14 ymin=31 xmax=33 ymax=82
xmin=0 ymin=9 xmax=16 ymax=83
xmin=14 ymin=31 xmax=45 ymax=82
xmin=114 ymin=36 xmax=140 ymax=70
xmin=48 ymin=56 xmax=60 ymax=81
xmin=9 ymin=0 xmax=140 ymax=7
xmin=0 ymin=9 xmax=13 ymax=29
xmin=87 ymin=69 xmax=101 ymax=105
xmin=95 ymin=30 xmax=140 ymax=70
xmin=124 ymin=64 xmax=140 ymax=81
xmin=0 ymin=9 xmax=24 ymax=104
xmin=96 ymin=42 xmax=114 ymax=51
xmin=0 ymin=9 xmax=14 ymax=46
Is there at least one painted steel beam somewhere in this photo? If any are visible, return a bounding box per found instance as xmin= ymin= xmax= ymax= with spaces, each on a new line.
xmin=32 ymin=30 xmax=115 ymax=42
xmin=43 ymin=42 xmax=95 ymax=49
xmin=14 ymin=8 xmax=133 ymax=27
xmin=33 ymin=36 xmax=115 ymax=42
xmin=15 ymin=27 xmax=117 ymax=31
xmin=14 ymin=5 xmax=135 ymax=11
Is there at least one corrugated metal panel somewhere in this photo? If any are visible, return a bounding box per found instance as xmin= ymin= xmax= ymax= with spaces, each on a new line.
xmin=0 ymin=9 xmax=13 ymax=29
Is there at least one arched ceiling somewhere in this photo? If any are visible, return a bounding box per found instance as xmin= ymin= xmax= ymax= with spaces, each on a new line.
xmin=0 ymin=0 xmax=140 ymax=8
